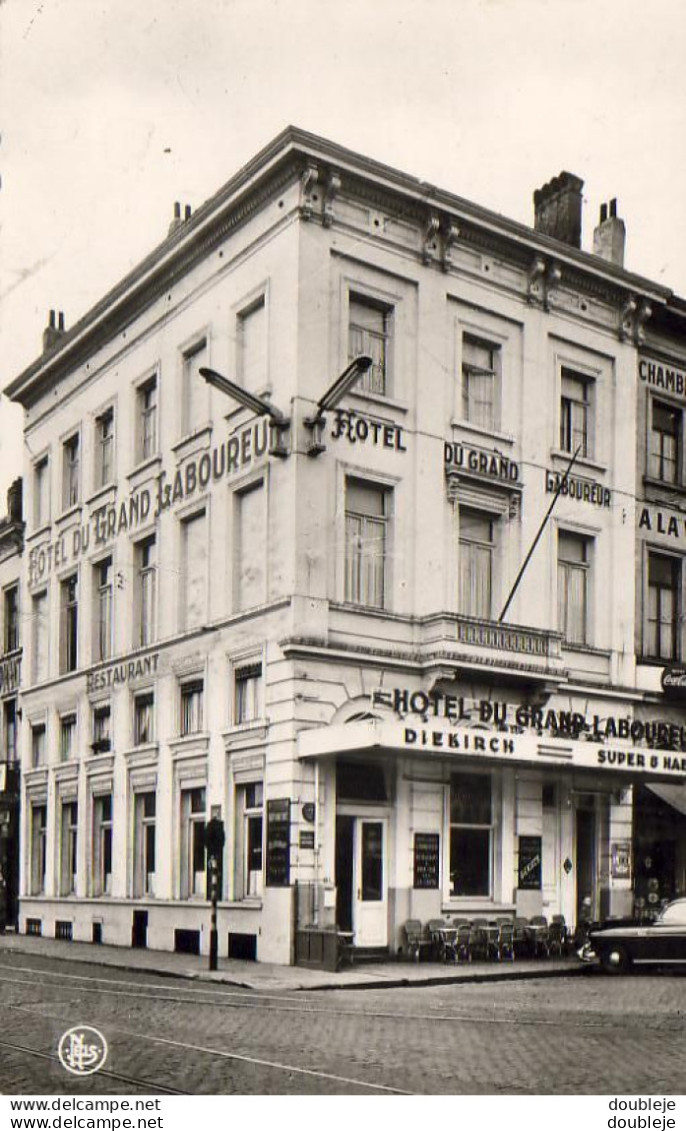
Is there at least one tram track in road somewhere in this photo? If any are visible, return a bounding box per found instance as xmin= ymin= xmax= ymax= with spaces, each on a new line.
xmin=0 ymin=1037 xmax=188 ymax=1095
xmin=0 ymin=962 xmax=684 ymax=1034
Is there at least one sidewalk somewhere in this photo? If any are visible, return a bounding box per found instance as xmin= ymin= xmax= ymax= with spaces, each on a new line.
xmin=0 ymin=932 xmax=584 ymax=992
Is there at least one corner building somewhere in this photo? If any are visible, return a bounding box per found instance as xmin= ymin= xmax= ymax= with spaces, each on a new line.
xmin=7 ymin=130 xmax=684 ymax=963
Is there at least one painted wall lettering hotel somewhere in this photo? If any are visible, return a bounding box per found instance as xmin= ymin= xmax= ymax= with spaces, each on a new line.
xmin=6 ymin=130 xmax=686 ymax=963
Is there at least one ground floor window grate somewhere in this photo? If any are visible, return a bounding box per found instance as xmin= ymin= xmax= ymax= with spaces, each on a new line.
xmin=26 ymin=918 xmax=42 ymax=936
xmin=174 ymin=928 xmax=200 ymax=955
xmin=228 ymin=932 xmax=257 ymax=961
xmin=55 ymin=920 xmax=73 ymax=941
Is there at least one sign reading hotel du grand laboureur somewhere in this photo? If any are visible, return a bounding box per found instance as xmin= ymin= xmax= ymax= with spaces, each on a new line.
xmin=28 ymin=417 xmax=273 ymax=588
xmin=368 ymin=688 xmax=686 ymax=777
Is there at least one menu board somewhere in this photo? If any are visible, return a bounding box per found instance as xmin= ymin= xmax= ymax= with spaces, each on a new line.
xmin=518 ymin=836 xmax=542 ymax=890
xmin=413 ymin=833 xmax=440 ymax=889
xmin=266 ymin=798 xmax=291 ymax=887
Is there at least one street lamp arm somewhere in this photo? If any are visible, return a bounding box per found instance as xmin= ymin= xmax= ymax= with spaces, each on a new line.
xmin=199 ymin=367 xmax=288 ymax=423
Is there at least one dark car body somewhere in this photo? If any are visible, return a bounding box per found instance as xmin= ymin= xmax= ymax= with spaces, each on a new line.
xmin=579 ymin=898 xmax=686 ymax=973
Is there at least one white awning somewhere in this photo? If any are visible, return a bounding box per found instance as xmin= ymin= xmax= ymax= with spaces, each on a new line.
xmin=646 ymin=782 xmax=686 ymax=817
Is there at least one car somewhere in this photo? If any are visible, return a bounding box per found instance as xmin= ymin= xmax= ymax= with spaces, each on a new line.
xmin=578 ymin=897 xmax=686 ymax=974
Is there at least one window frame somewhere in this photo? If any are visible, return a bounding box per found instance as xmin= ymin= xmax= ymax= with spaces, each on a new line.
xmin=557 ymin=528 xmax=592 ymax=647
xmin=180 ymin=785 xmax=206 ymax=899
xmin=447 ymin=771 xmax=495 ymax=900
xmin=3 ymin=584 xmax=19 ymax=653
xmin=94 ymin=406 xmax=116 ymax=490
xmin=133 ymin=690 xmax=155 ymax=747
xmin=133 ymin=790 xmax=156 ymax=898
xmin=344 ymin=476 xmax=392 ymax=610
xmin=180 ymin=335 xmax=209 ymax=437
xmin=92 ymin=793 xmax=113 ymax=898
xmin=461 ymin=334 xmax=501 ymax=432
xmin=61 ymin=431 xmax=81 ymax=512
xmin=559 ymin=367 xmax=594 ymax=460
xmin=233 ymin=660 xmax=263 ymax=726
xmin=59 ymin=573 xmax=79 ymax=674
xmin=649 ymin=397 xmax=682 ymax=486
xmin=31 ymin=722 xmax=46 ymax=768
xmin=59 ymin=799 xmax=78 ymax=896
xmin=30 ymin=802 xmax=47 ymax=895
xmin=179 ymin=678 xmax=204 ymax=737
xmin=32 ymin=589 xmax=49 ymax=683
xmin=134 ymin=535 xmax=157 ymax=648
xmin=236 ymin=292 xmax=269 ymax=395
xmin=136 ymin=374 xmax=159 ymax=463
xmin=347 ymin=292 xmax=393 ymax=398
xmin=33 ymin=454 xmax=50 ymax=529
xmin=91 ymin=702 xmax=112 ymax=754
xmin=458 ymin=507 xmax=496 ymax=621
xmin=93 ymin=556 xmax=114 ymax=663
xmin=644 ymin=549 xmax=681 ymax=662
xmin=59 ymin=713 xmax=77 ymax=762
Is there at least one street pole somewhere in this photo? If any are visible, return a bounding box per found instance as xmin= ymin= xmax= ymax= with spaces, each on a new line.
xmin=209 ymin=856 xmax=218 ymax=972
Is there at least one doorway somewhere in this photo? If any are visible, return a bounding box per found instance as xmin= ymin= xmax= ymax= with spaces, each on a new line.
xmin=575 ymin=806 xmax=597 ymax=923
xmin=335 ymin=815 xmax=388 ymax=947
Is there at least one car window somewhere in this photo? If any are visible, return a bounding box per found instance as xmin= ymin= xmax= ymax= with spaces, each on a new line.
xmin=657 ymin=903 xmax=686 ymax=925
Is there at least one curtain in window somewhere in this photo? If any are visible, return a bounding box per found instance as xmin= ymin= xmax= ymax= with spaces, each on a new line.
xmin=236 ymin=482 xmax=266 ymax=611
xmin=239 ymin=300 xmax=267 ymax=393
xmin=33 ymin=594 xmax=48 ymax=682
xmin=183 ymin=342 xmax=207 ymax=434
xmin=348 ymin=298 xmax=388 ymax=395
xmin=182 ymin=511 xmax=207 ymax=630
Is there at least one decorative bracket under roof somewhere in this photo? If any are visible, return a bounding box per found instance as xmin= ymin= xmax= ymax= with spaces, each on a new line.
xmin=527 ymin=256 xmax=561 ymax=310
xmin=323 ymin=171 xmax=341 ymax=228
xmin=422 ymin=211 xmax=441 ymax=265
xmin=300 ymin=164 xmax=320 ymax=221
xmin=619 ymin=294 xmax=652 ymax=344
xmin=441 ymin=219 xmax=461 ymax=272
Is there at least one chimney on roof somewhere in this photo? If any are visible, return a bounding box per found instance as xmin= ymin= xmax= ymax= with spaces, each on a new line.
xmin=42 ymin=309 xmax=66 ymax=353
xmin=593 ymin=198 xmax=626 ymax=268
xmin=168 ymin=201 xmax=192 ymax=236
xmin=533 ymin=172 xmax=584 ymax=248
xmin=6 ymin=478 xmax=22 ymax=524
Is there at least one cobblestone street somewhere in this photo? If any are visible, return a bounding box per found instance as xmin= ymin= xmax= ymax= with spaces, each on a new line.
xmin=1 ymin=952 xmax=685 ymax=1095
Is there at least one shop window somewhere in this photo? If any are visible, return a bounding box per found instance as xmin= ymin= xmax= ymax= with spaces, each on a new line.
xmin=557 ymin=531 xmax=590 ymax=646
xmin=95 ymin=407 xmax=115 ymax=489
xmin=30 ymin=804 xmax=47 ymax=895
xmin=135 ymin=536 xmax=156 ymax=647
xmin=348 ymin=295 xmax=391 ymax=396
xmin=181 ymin=338 xmax=207 ymax=436
xmin=4 ymin=585 xmax=19 ymax=653
xmin=4 ymin=699 xmax=17 ymax=762
xmin=650 ymin=400 xmax=681 ymax=485
xmin=459 ymin=509 xmax=494 ymax=620
xmin=560 ymin=368 xmax=593 ymax=459
xmin=180 ymin=786 xmax=206 ymax=898
xmin=180 ymin=679 xmax=204 ymax=736
xmin=32 ymin=591 xmax=49 ymax=682
xmin=646 ymin=552 xmax=680 ymax=660
xmin=238 ymin=296 xmax=267 ymax=394
xmin=180 ymin=510 xmax=207 ymax=631
xmin=461 ymin=336 xmax=499 ymax=431
xmin=92 ymin=795 xmax=113 ymax=897
xmin=137 ymin=376 xmax=158 ymax=462
xmin=34 ymin=456 xmax=50 ymax=528
xmin=59 ymin=574 xmax=78 ymax=674
xmin=344 ymin=478 xmax=390 ymax=609
xmin=62 ymin=433 xmax=80 ymax=511
xmin=31 ymin=723 xmax=46 ymax=768
xmin=449 ymin=773 xmax=493 ymax=897
xmin=234 ymin=662 xmax=262 ymax=724
xmin=92 ymin=703 xmax=111 ymax=753
xmin=234 ymin=482 xmax=266 ymax=611
xmin=134 ymin=691 xmax=154 ymax=746
xmin=59 ymin=800 xmax=78 ymax=896
xmin=235 ymin=782 xmax=263 ymax=898
xmin=94 ymin=557 xmax=113 ymax=662
xmin=60 ymin=714 xmax=76 ymax=762
xmin=133 ymin=792 xmax=156 ymax=898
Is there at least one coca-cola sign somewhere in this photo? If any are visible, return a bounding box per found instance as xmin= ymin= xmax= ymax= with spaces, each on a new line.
xmin=661 ymin=666 xmax=686 ymax=696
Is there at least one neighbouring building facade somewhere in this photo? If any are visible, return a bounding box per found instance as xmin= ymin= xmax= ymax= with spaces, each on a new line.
xmin=5 ymin=129 xmax=686 ymax=963
xmin=0 ymin=479 xmax=23 ymax=931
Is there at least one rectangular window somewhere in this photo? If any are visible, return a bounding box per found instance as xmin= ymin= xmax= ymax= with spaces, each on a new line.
xmin=32 ymin=591 xmax=49 ymax=682
xmin=30 ymin=804 xmax=47 ymax=895
xmin=180 ymin=680 xmax=203 ymax=736
xmin=137 ymin=377 xmax=158 ymax=462
xmin=558 ymin=531 xmax=590 ymax=646
xmin=180 ymin=510 xmax=207 ymax=630
xmin=240 ymin=782 xmax=263 ymax=898
xmin=62 ymin=433 xmax=80 ymax=510
xmin=134 ymin=691 xmax=154 ymax=746
xmin=560 ymin=369 xmax=592 ymax=458
xmin=344 ymin=478 xmax=389 ymax=609
xmin=133 ymin=792 xmax=156 ymax=897
xmin=235 ymin=482 xmax=266 ymax=611
xmin=60 ymin=574 xmax=78 ymax=674
xmin=31 ymin=723 xmax=46 ymax=768
xmin=180 ymin=786 xmax=206 ymax=899
xmin=34 ymin=456 xmax=50 ymax=528
xmin=92 ymin=704 xmax=111 ymax=753
xmin=92 ymin=795 xmax=113 ymax=897
xmin=182 ymin=339 xmax=208 ymax=435
xmin=238 ymin=298 xmax=267 ymax=393
xmin=95 ymin=408 xmax=115 ymax=489
xmin=4 ymin=700 xmax=17 ymax=762
xmin=348 ymin=296 xmax=390 ymax=396
xmin=60 ymin=800 xmax=78 ymax=896
xmin=462 ymin=336 xmax=498 ymax=430
xmin=234 ymin=662 xmax=262 ymax=724
xmin=60 ymin=714 xmax=76 ymax=762
xmin=646 ymin=552 xmax=680 ymax=660
xmin=449 ymin=773 xmax=492 ymax=897
xmin=94 ymin=558 xmax=113 ymax=662
xmin=459 ymin=509 xmax=494 ymax=620
xmin=650 ymin=400 xmax=680 ymax=485
xmin=135 ymin=537 xmax=157 ymax=647
xmin=4 ymin=585 xmax=19 ymax=653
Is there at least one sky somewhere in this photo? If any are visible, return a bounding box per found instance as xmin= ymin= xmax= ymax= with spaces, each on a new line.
xmin=1 ymin=0 xmax=685 ymax=503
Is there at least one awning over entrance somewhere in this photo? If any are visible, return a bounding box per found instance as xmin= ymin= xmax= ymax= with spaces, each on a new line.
xmin=645 ymin=782 xmax=686 ymax=817
xmin=297 ymin=720 xmax=686 ymax=780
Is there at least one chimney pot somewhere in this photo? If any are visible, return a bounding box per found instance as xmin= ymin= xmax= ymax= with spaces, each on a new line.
xmin=533 ymin=171 xmax=584 ymax=248
xmin=600 ymin=202 xmax=608 ymax=223
xmin=42 ymin=309 xmax=66 ymax=352
xmin=184 ymin=204 xmax=191 ymax=220
xmin=593 ymin=199 xmax=626 ymax=268
xmin=610 ymin=198 xmax=617 ymax=218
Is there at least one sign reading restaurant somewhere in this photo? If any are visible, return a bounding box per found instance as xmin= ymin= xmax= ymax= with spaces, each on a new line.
xmin=28 ymin=417 xmax=272 ymax=587
xmin=639 ymin=356 xmax=686 ymax=399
